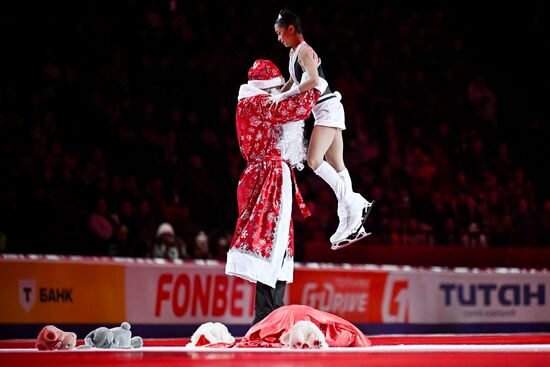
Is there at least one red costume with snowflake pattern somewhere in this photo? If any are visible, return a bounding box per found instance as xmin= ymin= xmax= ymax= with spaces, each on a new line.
xmin=226 ymin=60 xmax=320 ymax=288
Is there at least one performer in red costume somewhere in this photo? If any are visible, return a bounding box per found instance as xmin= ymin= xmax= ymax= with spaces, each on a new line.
xmin=225 ymin=59 xmax=326 ymax=325
xmin=273 ymin=9 xmax=374 ymax=250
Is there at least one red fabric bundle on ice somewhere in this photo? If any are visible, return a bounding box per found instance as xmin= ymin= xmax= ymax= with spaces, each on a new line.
xmin=205 ymin=304 xmax=371 ymax=348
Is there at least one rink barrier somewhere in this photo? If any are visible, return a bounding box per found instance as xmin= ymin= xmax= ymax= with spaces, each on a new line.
xmin=1 ymin=255 xmax=548 ymax=338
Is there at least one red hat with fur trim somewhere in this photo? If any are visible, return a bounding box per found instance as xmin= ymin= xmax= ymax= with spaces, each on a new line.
xmin=247 ymin=59 xmax=285 ymax=89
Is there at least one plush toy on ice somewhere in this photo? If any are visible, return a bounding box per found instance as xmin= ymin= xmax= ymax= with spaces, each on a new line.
xmin=186 ymin=322 xmax=235 ymax=347
xmin=36 ymin=325 xmax=77 ymax=350
xmin=78 ymin=322 xmax=143 ymax=349
xmin=280 ymin=320 xmax=329 ymax=349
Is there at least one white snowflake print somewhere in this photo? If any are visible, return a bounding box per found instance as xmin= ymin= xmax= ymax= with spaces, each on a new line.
xmin=250 ymin=116 xmax=261 ymax=126
xmin=296 ymin=106 xmax=307 ymax=115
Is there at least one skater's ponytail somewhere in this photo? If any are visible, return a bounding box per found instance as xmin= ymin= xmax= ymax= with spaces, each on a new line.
xmin=275 ymin=9 xmax=303 ymax=34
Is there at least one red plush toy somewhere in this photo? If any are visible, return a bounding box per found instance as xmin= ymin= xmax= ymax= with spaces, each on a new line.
xmin=36 ymin=325 xmax=77 ymax=350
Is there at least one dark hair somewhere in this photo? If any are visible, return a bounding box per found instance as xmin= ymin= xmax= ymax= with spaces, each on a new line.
xmin=275 ymin=9 xmax=302 ymax=34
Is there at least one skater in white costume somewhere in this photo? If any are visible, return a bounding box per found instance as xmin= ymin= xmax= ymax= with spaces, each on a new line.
xmin=273 ymin=9 xmax=374 ymax=249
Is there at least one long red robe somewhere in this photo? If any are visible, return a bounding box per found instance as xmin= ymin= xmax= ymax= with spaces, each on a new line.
xmin=225 ymin=85 xmax=320 ymax=287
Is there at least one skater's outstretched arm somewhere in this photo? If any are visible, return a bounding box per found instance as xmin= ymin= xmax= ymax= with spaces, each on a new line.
xmin=271 ymin=46 xmax=321 ymax=103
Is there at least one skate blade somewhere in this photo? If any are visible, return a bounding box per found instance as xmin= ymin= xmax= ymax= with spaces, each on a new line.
xmin=331 ymin=231 xmax=372 ymax=251
xmin=348 ymin=200 xmax=375 ymax=238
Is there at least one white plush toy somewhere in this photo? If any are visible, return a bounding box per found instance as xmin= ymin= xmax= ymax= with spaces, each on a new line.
xmin=186 ymin=322 xmax=235 ymax=347
xmin=280 ymin=320 xmax=329 ymax=349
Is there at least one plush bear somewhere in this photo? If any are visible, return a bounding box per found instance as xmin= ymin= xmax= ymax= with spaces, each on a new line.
xmin=280 ymin=320 xmax=329 ymax=349
xmin=77 ymin=322 xmax=143 ymax=349
xmin=36 ymin=325 xmax=77 ymax=351
xmin=186 ymin=322 xmax=235 ymax=347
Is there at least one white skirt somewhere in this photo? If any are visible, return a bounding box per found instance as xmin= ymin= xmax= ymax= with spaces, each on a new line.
xmin=312 ymin=91 xmax=346 ymax=130
xmin=225 ymin=162 xmax=294 ymax=288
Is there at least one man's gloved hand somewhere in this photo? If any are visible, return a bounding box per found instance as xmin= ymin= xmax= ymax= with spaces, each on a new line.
xmin=269 ymin=85 xmax=300 ymax=107
xmin=269 ymin=92 xmax=285 ymax=106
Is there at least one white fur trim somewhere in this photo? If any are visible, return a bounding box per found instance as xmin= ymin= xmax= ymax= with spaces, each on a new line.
xmin=238 ymin=84 xmax=269 ymax=100
xmin=247 ymin=76 xmax=285 ymax=90
xmin=186 ymin=322 xmax=235 ymax=348
xmin=238 ymin=84 xmax=271 ymax=100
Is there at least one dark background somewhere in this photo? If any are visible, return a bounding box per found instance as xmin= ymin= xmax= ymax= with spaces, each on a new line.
xmin=0 ymin=1 xmax=548 ymax=261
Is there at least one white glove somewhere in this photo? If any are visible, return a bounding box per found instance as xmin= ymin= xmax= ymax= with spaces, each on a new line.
xmin=269 ymin=92 xmax=285 ymax=106
xmin=281 ymin=84 xmax=300 ymax=98
xmin=270 ymin=85 xmax=300 ymax=106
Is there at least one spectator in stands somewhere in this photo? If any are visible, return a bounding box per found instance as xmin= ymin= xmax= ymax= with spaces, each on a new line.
xmin=107 ymin=224 xmax=129 ymax=257
xmin=150 ymin=222 xmax=189 ymax=259
xmin=513 ymin=198 xmax=539 ymax=246
xmin=441 ymin=218 xmax=460 ymax=246
xmin=461 ymin=222 xmax=488 ymax=248
xmin=194 ymin=230 xmax=211 ymax=260
xmin=212 ymin=232 xmax=231 ymax=261
xmin=88 ymin=197 xmax=115 ymax=255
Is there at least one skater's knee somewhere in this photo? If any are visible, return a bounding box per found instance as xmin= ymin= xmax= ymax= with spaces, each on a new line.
xmin=307 ymin=155 xmax=323 ymax=170
xmin=325 ymin=156 xmax=345 ymax=172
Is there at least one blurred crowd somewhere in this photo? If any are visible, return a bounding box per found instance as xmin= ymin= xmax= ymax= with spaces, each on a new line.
xmin=0 ymin=1 xmax=548 ymax=259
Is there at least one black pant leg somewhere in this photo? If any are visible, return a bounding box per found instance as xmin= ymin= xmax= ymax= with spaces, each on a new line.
xmin=253 ymin=281 xmax=276 ymax=325
xmin=252 ymin=280 xmax=287 ymax=325
xmin=274 ymin=280 xmax=286 ymax=308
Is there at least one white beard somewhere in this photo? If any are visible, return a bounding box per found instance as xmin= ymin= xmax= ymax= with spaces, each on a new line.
xmin=277 ymin=120 xmax=307 ymax=171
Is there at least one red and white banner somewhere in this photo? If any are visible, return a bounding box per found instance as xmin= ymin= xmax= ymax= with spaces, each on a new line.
xmin=287 ymin=266 xmax=389 ymax=323
xmin=125 ymin=260 xmax=256 ymax=324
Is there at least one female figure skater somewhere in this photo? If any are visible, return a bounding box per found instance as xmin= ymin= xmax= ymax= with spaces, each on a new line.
xmin=272 ymin=9 xmax=374 ymax=249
